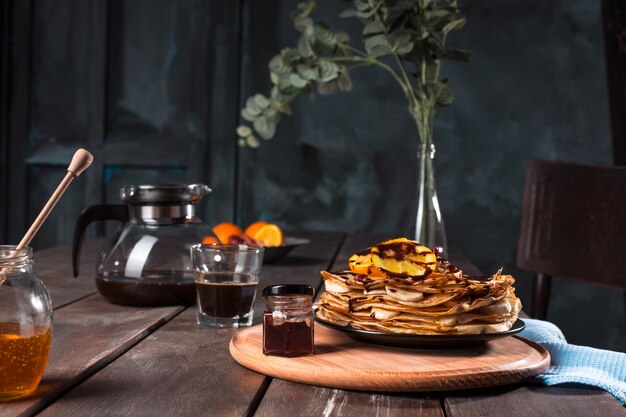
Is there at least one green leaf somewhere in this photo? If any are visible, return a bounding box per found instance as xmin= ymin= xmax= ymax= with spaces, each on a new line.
xmin=268 ymin=98 xmax=292 ymax=115
xmin=268 ymin=55 xmax=290 ymax=75
xmin=281 ymin=48 xmax=301 ymax=64
xmin=246 ymin=134 xmax=261 ymax=148
xmin=442 ymin=16 xmax=466 ymax=33
xmin=404 ymin=43 xmax=426 ymax=65
xmin=245 ymin=97 xmax=262 ymax=115
xmin=335 ymin=31 xmax=350 ymax=44
xmin=318 ymin=59 xmax=339 ymax=82
xmin=337 ymin=67 xmax=353 ymax=92
xmin=254 ymin=94 xmax=270 ymax=109
xmin=396 ymin=41 xmax=414 ymax=55
xmin=270 ymin=86 xmax=282 ymax=100
xmin=339 ymin=8 xmax=358 ymax=18
xmin=363 ymin=21 xmax=385 ymax=37
xmin=424 ymin=8 xmax=454 ymax=23
xmin=297 ymin=64 xmax=319 ymax=81
xmin=236 ymin=125 xmax=252 ymax=137
xmin=253 ymin=116 xmax=276 ymax=140
xmin=432 ymin=82 xmax=454 ymax=106
xmin=318 ymin=81 xmax=337 ymax=95
xmin=355 ymin=10 xmax=375 ymax=19
xmin=388 ymin=12 xmax=408 ymax=33
xmin=427 ymin=34 xmax=444 ymax=57
xmin=442 ymin=48 xmax=471 ymax=62
xmin=289 ymin=73 xmax=309 ymax=88
xmin=238 ymin=138 xmax=246 ymax=147
xmin=277 ymin=75 xmax=299 ymax=95
xmin=298 ymin=35 xmax=314 ymax=57
xmin=427 ymin=9 xmax=463 ymax=32
xmin=355 ymin=0 xmax=371 ymax=11
xmin=364 ymin=34 xmax=392 ymax=57
xmin=294 ymin=1 xmax=316 ymax=20
xmin=294 ymin=16 xmax=313 ymax=32
xmin=241 ymin=108 xmax=256 ymax=122
xmin=314 ymin=24 xmax=336 ymax=49
xmin=379 ymin=5 xmax=389 ymax=21
xmin=388 ymin=28 xmax=414 ymax=54
xmin=265 ymin=108 xmax=281 ymax=124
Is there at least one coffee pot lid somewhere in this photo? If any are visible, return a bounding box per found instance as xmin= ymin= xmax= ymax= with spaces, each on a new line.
xmin=120 ymin=184 xmax=211 ymax=205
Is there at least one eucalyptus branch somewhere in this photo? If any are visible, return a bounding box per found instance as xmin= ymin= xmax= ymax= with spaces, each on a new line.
xmin=367 ymin=0 xmax=420 ymax=113
xmin=395 ymin=55 xmax=418 ymax=110
xmin=328 ymin=55 xmax=407 ymax=97
xmin=236 ymin=0 xmax=470 ymax=148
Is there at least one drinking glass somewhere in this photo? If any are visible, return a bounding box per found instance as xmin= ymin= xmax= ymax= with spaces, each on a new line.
xmin=190 ymin=244 xmax=264 ymax=328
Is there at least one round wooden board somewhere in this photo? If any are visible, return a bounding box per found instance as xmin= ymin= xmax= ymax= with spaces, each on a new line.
xmin=229 ymin=324 xmax=550 ymax=392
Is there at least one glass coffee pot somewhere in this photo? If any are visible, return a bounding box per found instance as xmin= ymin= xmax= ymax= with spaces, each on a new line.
xmin=72 ymin=184 xmax=212 ymax=307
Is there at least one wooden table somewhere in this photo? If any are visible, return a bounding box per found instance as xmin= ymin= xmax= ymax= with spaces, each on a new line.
xmin=1 ymin=231 xmax=624 ymax=417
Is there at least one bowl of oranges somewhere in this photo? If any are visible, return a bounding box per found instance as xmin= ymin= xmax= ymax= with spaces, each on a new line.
xmin=202 ymin=221 xmax=309 ymax=263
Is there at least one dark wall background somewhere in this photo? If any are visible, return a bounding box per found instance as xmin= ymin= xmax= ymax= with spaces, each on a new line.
xmin=1 ymin=0 xmax=623 ymax=351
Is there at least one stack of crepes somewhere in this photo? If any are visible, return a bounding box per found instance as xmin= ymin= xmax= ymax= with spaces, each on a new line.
xmin=316 ymin=238 xmax=522 ymax=335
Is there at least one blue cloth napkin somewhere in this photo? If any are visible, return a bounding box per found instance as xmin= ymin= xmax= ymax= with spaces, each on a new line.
xmin=518 ymin=318 xmax=626 ymax=405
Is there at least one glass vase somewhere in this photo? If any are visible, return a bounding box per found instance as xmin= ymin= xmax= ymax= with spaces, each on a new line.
xmin=412 ymin=142 xmax=448 ymax=255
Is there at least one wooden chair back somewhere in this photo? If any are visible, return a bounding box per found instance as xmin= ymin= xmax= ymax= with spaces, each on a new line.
xmin=517 ymin=159 xmax=626 ymax=319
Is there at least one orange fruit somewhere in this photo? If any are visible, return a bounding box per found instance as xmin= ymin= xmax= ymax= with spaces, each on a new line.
xmin=212 ymin=222 xmax=244 ymax=244
xmin=246 ymin=222 xmax=283 ymax=247
xmin=245 ymin=221 xmax=269 ymax=239
xmin=348 ymin=251 xmax=387 ymax=278
xmin=201 ymin=236 xmax=219 ymax=245
xmin=371 ymin=238 xmax=436 ymax=277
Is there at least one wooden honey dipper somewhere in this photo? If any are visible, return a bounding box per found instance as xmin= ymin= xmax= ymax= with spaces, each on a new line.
xmin=0 ymin=149 xmax=93 ymax=285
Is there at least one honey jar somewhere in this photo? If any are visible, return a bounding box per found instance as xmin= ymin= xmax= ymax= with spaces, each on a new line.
xmin=262 ymin=284 xmax=314 ymax=357
xmin=0 ymin=246 xmax=53 ymax=401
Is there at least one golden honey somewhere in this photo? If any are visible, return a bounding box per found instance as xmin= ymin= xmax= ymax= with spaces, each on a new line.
xmin=0 ymin=323 xmax=52 ymax=401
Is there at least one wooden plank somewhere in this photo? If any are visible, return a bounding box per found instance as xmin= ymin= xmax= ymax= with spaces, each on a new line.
xmin=255 ymin=233 xmax=444 ymax=416
xmin=0 ymin=294 xmax=184 ymax=417
xmin=33 ymin=231 xmax=346 ymax=416
xmin=445 ymin=384 xmax=626 ymax=417
xmin=38 ymin=308 xmax=262 ymax=417
xmin=256 ymin=384 xmax=443 ymax=417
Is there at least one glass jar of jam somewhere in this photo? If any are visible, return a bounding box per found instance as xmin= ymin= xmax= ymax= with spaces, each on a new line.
xmin=262 ymin=284 xmax=314 ymax=357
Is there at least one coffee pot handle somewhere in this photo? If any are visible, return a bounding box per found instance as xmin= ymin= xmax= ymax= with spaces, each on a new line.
xmin=72 ymin=204 xmax=129 ymax=277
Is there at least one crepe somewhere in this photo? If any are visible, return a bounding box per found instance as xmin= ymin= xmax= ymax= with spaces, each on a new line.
xmin=316 ymin=239 xmax=522 ymax=335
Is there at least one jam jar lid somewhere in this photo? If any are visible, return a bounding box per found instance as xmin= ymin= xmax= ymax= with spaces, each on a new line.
xmin=262 ymin=284 xmax=314 ymax=298
xmin=120 ymin=184 xmax=211 ymax=205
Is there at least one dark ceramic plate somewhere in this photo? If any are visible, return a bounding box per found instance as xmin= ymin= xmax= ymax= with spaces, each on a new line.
xmin=263 ymin=237 xmax=310 ymax=263
xmin=314 ymin=312 xmax=525 ymax=349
